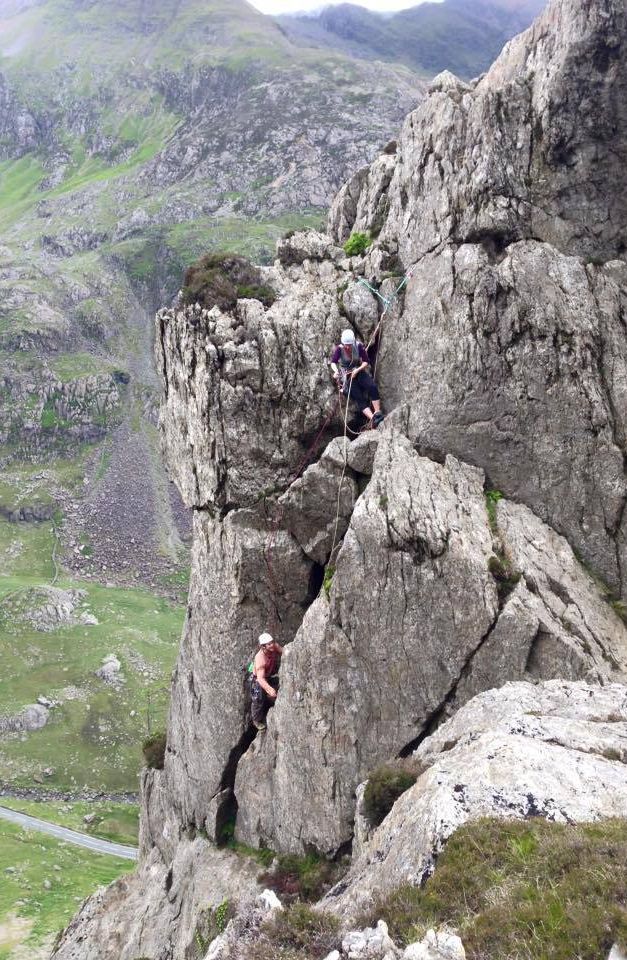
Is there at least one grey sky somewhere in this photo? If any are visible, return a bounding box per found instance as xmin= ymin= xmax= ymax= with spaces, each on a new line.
xmin=249 ymin=0 xmax=427 ymax=13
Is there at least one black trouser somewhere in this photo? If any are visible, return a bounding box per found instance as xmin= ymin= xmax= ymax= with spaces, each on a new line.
xmin=251 ymin=675 xmax=279 ymax=726
xmin=344 ymin=370 xmax=380 ymax=410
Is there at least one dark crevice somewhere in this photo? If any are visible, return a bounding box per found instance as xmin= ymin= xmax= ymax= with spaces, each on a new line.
xmin=308 ymin=562 xmax=325 ymax=602
xmin=215 ymin=722 xmax=258 ymax=844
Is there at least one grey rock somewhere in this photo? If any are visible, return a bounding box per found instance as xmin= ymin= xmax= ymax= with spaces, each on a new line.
xmin=342 ymin=920 xmax=397 ymax=958
xmin=95 ymin=655 xmax=122 ymax=684
xmin=277 ymin=230 xmax=344 ymax=266
xmin=278 ymin=441 xmax=358 ymax=564
xmin=403 ymin=930 xmax=466 ymax=960
xmin=342 ymin=280 xmax=380 ymax=339
xmin=327 ymin=0 xmax=627 ymax=596
xmin=234 ymin=435 xmax=499 ymax=854
xmin=322 ymin=680 xmax=627 ymax=921
xmin=608 ymin=946 xmax=627 ymax=960
xmin=375 ymin=243 xmax=627 ymax=597
xmin=50 ymin=842 xmax=260 ymax=960
xmin=156 ymin=284 xmax=343 ymax=510
xmin=234 ymin=432 xmax=627 ymax=855
xmin=148 ymin=507 xmax=314 ymax=843
xmin=0 ymin=703 xmax=48 ymax=735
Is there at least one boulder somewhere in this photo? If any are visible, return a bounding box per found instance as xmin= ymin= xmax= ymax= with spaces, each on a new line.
xmin=322 ymin=680 xmax=627 ymax=920
xmin=95 ymin=655 xmax=122 ymax=684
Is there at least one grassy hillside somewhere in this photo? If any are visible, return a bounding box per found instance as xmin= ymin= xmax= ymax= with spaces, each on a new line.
xmin=0 ymin=515 xmax=184 ymax=793
xmin=0 ymin=817 xmax=132 ymax=960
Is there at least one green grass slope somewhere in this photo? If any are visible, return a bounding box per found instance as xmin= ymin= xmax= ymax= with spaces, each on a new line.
xmin=369 ymin=818 xmax=627 ymax=960
xmin=0 ymin=516 xmax=184 ymax=793
xmin=0 ymin=818 xmax=131 ymax=959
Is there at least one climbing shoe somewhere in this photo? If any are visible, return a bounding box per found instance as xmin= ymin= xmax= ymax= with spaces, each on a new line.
xmin=253 ymin=721 xmax=267 ymax=731
xmin=372 ymin=412 xmax=384 ymax=429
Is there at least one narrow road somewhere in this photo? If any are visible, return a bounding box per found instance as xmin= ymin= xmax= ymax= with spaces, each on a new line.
xmin=0 ymin=805 xmax=138 ymax=861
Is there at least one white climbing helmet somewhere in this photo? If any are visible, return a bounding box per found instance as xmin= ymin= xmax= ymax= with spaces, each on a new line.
xmin=258 ymin=632 xmax=274 ymax=646
xmin=341 ymin=328 xmax=356 ymax=345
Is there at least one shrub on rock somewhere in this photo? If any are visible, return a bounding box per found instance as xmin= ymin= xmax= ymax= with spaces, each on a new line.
xmin=142 ymin=730 xmax=166 ymax=770
xmin=343 ymin=232 xmax=371 ymax=256
xmin=363 ymin=760 xmax=420 ymax=827
xmin=182 ymin=252 xmax=275 ymax=311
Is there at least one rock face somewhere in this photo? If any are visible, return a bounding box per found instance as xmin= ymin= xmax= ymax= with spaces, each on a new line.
xmin=233 ymin=432 xmax=627 ymax=856
xmin=329 ymin=0 xmax=627 ymax=597
xmin=51 ymin=0 xmax=627 ymax=955
xmin=323 ymin=680 xmax=627 ymax=921
xmin=50 ymin=841 xmax=260 ymax=960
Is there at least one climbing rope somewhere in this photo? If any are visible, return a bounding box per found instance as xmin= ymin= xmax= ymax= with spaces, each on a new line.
xmin=328 ymin=374 xmax=354 ymax=565
xmin=358 ymin=271 xmax=412 ymax=379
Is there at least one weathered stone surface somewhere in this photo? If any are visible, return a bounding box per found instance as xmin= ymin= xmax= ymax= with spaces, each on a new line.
xmin=403 ymin=930 xmax=466 ymax=960
xmin=278 ymin=440 xmax=358 ymax=564
xmin=329 ymin=154 xmax=396 ymax=245
xmin=234 ymin=431 xmax=627 ymax=855
xmin=153 ymin=507 xmax=315 ymax=840
xmin=322 ymin=680 xmax=627 ymax=921
xmin=156 ymin=273 xmax=344 ymax=511
xmin=376 ymin=243 xmax=627 ymax=596
xmin=50 ymin=841 xmax=260 ymax=960
xmin=95 ymin=654 xmax=122 ymax=685
xmin=330 ymin=0 xmax=627 ymax=263
xmin=452 ymin=497 xmax=627 ymax=710
xmin=0 ymin=703 xmax=48 ymax=735
xmin=277 ymin=229 xmax=343 ymax=266
xmin=234 ymin=433 xmax=499 ymax=854
xmin=327 ymin=0 xmax=627 ymax=596
xmin=342 ymin=280 xmax=380 ymax=339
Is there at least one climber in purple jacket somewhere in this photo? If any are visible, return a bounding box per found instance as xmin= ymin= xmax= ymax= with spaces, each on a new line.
xmin=330 ymin=328 xmax=384 ymax=428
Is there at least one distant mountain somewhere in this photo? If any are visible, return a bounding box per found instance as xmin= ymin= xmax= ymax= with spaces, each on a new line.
xmin=276 ymin=0 xmax=547 ymax=79
xmin=0 ymin=0 xmax=424 ymax=588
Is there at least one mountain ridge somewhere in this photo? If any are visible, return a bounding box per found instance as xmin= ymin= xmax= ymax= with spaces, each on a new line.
xmin=276 ymin=0 xmax=547 ymax=78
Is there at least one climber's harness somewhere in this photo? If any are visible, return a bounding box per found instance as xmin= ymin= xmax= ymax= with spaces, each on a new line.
xmin=337 ymin=342 xmax=363 ymax=394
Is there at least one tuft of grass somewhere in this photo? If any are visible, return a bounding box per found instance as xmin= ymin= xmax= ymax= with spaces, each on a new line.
xmin=484 ymin=489 xmax=503 ymax=533
xmin=488 ymin=553 xmax=520 ymax=606
xmin=227 ymin=839 xmax=275 ymax=868
xmin=192 ymin=899 xmax=234 ymax=955
xmin=364 ymin=817 xmax=627 ymax=958
xmin=363 ymin=759 xmax=420 ymax=828
xmin=142 ymin=730 xmax=166 ymax=770
xmin=323 ymin=565 xmax=335 ymax=599
xmin=343 ymin=232 xmax=371 ymax=257
xmin=247 ymin=903 xmax=340 ymax=960
xmin=181 ymin=252 xmax=275 ymax=311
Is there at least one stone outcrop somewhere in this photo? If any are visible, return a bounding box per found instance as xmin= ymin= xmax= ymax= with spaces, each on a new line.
xmin=233 ymin=432 xmax=627 ymax=856
xmin=50 ymin=841 xmax=260 ymax=960
xmin=51 ymin=0 xmax=627 ymax=955
xmin=323 ymin=680 xmax=627 ymax=921
xmin=329 ymin=0 xmax=627 ymax=598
